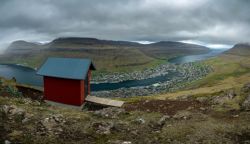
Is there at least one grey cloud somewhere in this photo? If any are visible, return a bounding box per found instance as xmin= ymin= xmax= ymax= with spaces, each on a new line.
xmin=0 ymin=0 xmax=250 ymax=50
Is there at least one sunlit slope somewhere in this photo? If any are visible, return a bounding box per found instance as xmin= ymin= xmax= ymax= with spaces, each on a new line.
xmin=135 ymin=43 xmax=250 ymax=100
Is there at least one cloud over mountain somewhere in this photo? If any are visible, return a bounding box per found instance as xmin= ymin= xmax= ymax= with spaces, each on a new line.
xmin=0 ymin=0 xmax=249 ymax=50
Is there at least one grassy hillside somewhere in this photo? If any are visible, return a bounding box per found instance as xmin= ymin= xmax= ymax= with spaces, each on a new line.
xmin=130 ymin=43 xmax=250 ymax=102
xmin=1 ymin=77 xmax=250 ymax=143
xmin=224 ymin=43 xmax=250 ymax=56
xmin=188 ymin=43 xmax=250 ymax=89
xmin=0 ymin=37 xmax=210 ymax=72
xmin=1 ymin=47 xmax=158 ymax=73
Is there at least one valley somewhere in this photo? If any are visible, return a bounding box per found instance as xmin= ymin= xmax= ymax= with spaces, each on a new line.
xmin=1 ymin=0 xmax=250 ymax=143
xmin=0 ymin=37 xmax=210 ymax=73
xmin=0 ymin=38 xmax=250 ymax=144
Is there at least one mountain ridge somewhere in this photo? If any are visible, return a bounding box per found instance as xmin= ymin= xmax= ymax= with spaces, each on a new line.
xmin=1 ymin=37 xmax=211 ymax=72
xmin=224 ymin=43 xmax=250 ymax=56
xmin=6 ymin=37 xmax=210 ymax=51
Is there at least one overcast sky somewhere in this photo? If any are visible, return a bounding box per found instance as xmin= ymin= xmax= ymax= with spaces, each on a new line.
xmin=0 ymin=0 xmax=249 ymax=50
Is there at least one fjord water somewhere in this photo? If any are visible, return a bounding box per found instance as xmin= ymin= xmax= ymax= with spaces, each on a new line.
xmin=168 ymin=49 xmax=228 ymax=64
xmin=0 ymin=49 xmax=227 ymax=91
xmin=0 ymin=64 xmax=43 ymax=86
xmin=0 ymin=64 xmax=176 ymax=91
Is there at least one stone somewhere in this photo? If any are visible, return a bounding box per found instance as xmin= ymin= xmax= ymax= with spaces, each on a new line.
xmin=242 ymin=83 xmax=250 ymax=93
xmin=1 ymin=105 xmax=26 ymax=120
xmin=112 ymin=122 xmax=129 ymax=133
xmin=157 ymin=115 xmax=170 ymax=126
xmin=178 ymin=95 xmax=192 ymax=100
xmin=130 ymin=130 xmax=138 ymax=136
xmin=199 ymin=107 xmax=206 ymax=111
xmin=33 ymin=101 xmax=41 ymax=106
xmin=134 ymin=118 xmax=145 ymax=124
xmin=36 ymin=114 xmax=65 ymax=135
xmin=22 ymin=98 xmax=32 ymax=105
xmin=52 ymin=114 xmax=65 ymax=123
xmin=8 ymin=105 xmax=25 ymax=116
xmin=226 ymin=90 xmax=237 ymax=99
xmin=22 ymin=113 xmax=33 ymax=123
xmin=21 ymin=117 xmax=30 ymax=123
xmin=2 ymin=105 xmax=10 ymax=114
xmin=93 ymin=107 xmax=125 ymax=119
xmin=173 ymin=110 xmax=192 ymax=120
xmin=232 ymin=115 xmax=239 ymax=118
xmin=196 ymin=97 xmax=209 ymax=103
xmin=108 ymin=140 xmax=132 ymax=144
xmin=92 ymin=121 xmax=114 ymax=135
xmin=122 ymin=141 xmax=132 ymax=144
xmin=4 ymin=140 xmax=11 ymax=144
xmin=212 ymin=96 xmax=226 ymax=105
xmin=242 ymin=94 xmax=250 ymax=111
xmin=212 ymin=90 xmax=237 ymax=105
xmin=41 ymin=118 xmax=56 ymax=131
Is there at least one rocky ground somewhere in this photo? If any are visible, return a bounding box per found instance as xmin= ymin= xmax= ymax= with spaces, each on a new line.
xmin=1 ymin=81 xmax=250 ymax=143
xmin=93 ymin=62 xmax=212 ymax=97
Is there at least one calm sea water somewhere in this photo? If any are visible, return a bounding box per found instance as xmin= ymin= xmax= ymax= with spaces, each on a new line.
xmin=0 ymin=49 xmax=227 ymax=91
xmin=168 ymin=49 xmax=228 ymax=64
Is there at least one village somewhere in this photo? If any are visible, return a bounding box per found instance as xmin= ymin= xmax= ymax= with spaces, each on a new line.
xmin=93 ymin=62 xmax=212 ymax=97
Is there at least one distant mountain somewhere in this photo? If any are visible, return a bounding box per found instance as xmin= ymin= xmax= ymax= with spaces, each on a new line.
xmin=5 ymin=40 xmax=44 ymax=55
xmin=140 ymin=41 xmax=210 ymax=59
xmin=50 ymin=37 xmax=140 ymax=47
xmin=1 ymin=37 xmax=210 ymax=71
xmin=5 ymin=37 xmax=210 ymax=55
xmin=224 ymin=43 xmax=250 ymax=56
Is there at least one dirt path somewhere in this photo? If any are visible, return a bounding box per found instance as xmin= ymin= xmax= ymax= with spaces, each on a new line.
xmin=124 ymin=99 xmax=208 ymax=115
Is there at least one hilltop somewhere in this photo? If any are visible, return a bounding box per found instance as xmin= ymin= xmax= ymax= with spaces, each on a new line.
xmin=224 ymin=43 xmax=250 ymax=56
xmin=0 ymin=37 xmax=210 ymax=72
xmin=141 ymin=41 xmax=210 ymax=59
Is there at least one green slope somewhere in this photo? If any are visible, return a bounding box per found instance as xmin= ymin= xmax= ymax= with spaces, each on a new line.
xmin=0 ymin=37 xmax=210 ymax=72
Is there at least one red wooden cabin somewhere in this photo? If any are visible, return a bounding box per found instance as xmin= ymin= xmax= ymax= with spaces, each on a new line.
xmin=37 ymin=57 xmax=95 ymax=106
